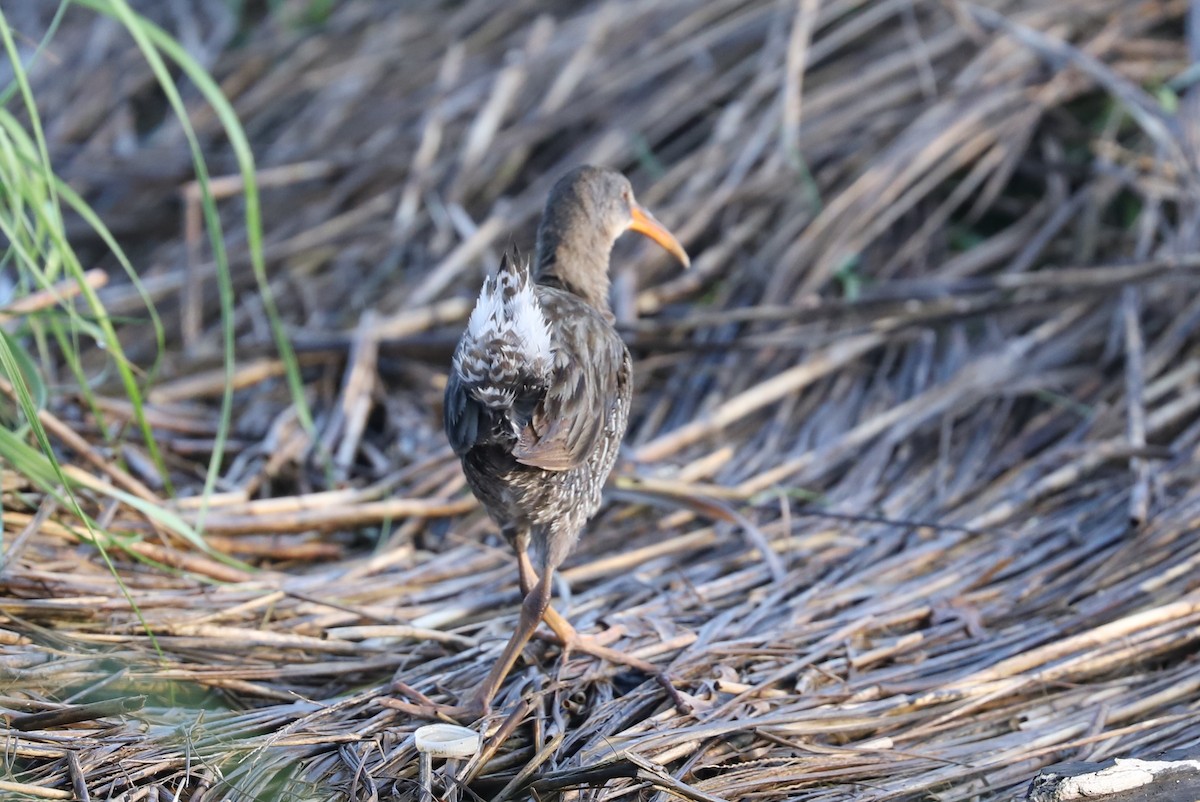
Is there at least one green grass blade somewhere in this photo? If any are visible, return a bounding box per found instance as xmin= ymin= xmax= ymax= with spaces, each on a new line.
xmin=0 ymin=11 xmax=173 ymax=494
xmin=71 ymin=0 xmax=321 ymax=530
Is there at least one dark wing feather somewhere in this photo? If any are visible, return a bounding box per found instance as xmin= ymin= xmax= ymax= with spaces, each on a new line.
xmin=443 ymin=369 xmax=482 ymax=457
xmin=512 ymin=291 xmax=630 ymax=472
xmin=445 ymin=357 xmax=546 ymax=457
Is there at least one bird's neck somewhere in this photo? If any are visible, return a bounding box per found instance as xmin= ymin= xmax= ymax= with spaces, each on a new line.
xmin=533 ymin=227 xmax=614 ymax=313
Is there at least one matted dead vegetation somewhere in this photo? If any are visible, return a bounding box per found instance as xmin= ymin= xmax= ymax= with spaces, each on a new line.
xmin=3 ymin=0 xmax=1200 ymax=799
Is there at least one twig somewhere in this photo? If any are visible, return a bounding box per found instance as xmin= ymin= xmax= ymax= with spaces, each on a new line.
xmin=1122 ymin=288 xmax=1150 ymax=524
xmin=0 ymin=269 xmax=108 ymax=325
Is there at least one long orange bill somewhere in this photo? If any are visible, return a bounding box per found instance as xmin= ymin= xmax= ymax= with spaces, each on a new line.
xmin=630 ymin=204 xmax=691 ymax=268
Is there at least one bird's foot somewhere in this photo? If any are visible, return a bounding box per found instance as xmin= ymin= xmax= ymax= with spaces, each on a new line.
xmin=382 ymin=682 xmax=487 ymax=724
xmin=550 ymin=626 xmax=693 ymax=715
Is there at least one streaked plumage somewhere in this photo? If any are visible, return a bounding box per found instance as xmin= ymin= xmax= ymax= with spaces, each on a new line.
xmin=439 ymin=165 xmax=690 ymax=718
xmin=447 ymin=252 xmax=632 ymax=569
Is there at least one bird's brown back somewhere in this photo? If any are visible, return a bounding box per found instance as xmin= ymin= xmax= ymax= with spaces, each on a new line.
xmin=445 ymin=258 xmax=631 ymax=569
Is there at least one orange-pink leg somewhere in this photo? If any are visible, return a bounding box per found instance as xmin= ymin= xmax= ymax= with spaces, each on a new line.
xmin=515 ymin=549 xmax=690 ymax=713
xmin=393 ymin=549 xmax=690 ymax=721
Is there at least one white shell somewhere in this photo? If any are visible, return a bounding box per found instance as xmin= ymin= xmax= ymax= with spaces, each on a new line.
xmin=414 ymin=724 xmax=481 ymax=758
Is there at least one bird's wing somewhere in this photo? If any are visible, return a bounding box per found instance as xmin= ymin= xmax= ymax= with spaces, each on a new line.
xmin=445 ymin=250 xmax=552 ymax=457
xmin=512 ymin=292 xmax=631 ymax=472
xmin=444 ymin=364 xmax=546 ymax=457
xmin=443 ymin=368 xmax=482 ymax=457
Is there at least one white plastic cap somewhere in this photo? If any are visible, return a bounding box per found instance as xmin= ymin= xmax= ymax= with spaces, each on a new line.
xmin=414 ymin=724 xmax=481 ymax=759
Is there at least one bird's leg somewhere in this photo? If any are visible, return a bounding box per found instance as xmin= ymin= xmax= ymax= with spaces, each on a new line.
xmin=514 ymin=547 xmax=618 ymax=647
xmin=466 ymin=570 xmax=555 ymax=715
xmin=513 ymin=549 xmax=691 ymax=714
xmin=386 ymin=536 xmax=543 ymax=723
xmin=515 ymin=545 xmax=538 ymax=597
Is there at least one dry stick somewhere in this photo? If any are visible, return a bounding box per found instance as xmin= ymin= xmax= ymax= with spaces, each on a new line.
xmin=0 ymin=382 xmax=181 ymax=545
xmin=900 ymin=0 xmax=939 ymax=97
xmin=241 ymin=409 xmax=312 ymax=499
xmin=405 ymin=211 xmax=510 ymax=308
xmin=0 ymin=511 xmax=82 ymax=543
xmin=496 ymin=730 xmax=566 ymax=801
xmin=459 ymin=700 xmax=532 ymax=785
xmin=8 ymin=696 xmax=145 ymax=731
xmin=458 ymin=17 xmax=551 ymax=181
xmin=1123 ymin=151 xmax=1163 ymax=524
xmin=782 ymin=44 xmax=1001 ymax=296
xmin=267 ymin=191 xmax=395 ymax=262
xmin=286 ymin=296 xmax=473 ymax=354
xmin=965 ymin=438 xmax=1166 ymax=533
xmin=161 ymin=624 xmax=381 ymax=654
xmin=780 ymin=0 xmax=821 ymax=164
xmin=800 ymin=122 xmax=1002 ymax=297
xmin=182 ymin=590 xmax=287 ymax=626
xmin=560 ymin=530 xmax=717 ymax=586
xmin=0 ymin=268 xmax=108 ymax=325
xmin=610 ymin=478 xmax=786 ymax=583
xmin=120 ymin=444 xmax=166 ymax=491
xmin=966 ymin=4 xmax=1187 ymax=168
xmin=948 ymin=593 xmax=1200 ymax=688
xmin=488 ymin=3 xmax=612 ymax=182
xmin=703 ymin=616 xmax=873 ymax=722
xmin=329 ymin=310 xmax=380 ymax=480
xmin=0 ymin=781 xmax=72 ymax=800
xmin=205 ymin=536 xmax=341 ymax=561
xmin=67 ymin=751 xmax=90 ymax=802
xmin=182 ymin=162 xmax=335 ymax=203
xmin=634 ymin=258 xmax=1200 ymax=334
xmin=148 ymin=353 xmax=330 ymax=404
xmin=368 ymin=297 xmax=473 ymax=340
xmin=125 ymin=541 xmax=252 ymax=583
xmin=180 ymin=167 xmax=338 ymax=349
xmin=528 ymin=751 xmax=731 ymax=802
xmin=176 ymin=481 xmax=405 ymax=517
xmin=127 ymin=191 xmax=396 ymax=317
xmin=0 ymin=629 xmax=31 ymax=646
xmin=969 ymin=56 xmax=1083 ymax=220
xmin=735 ymin=302 xmax=1092 ymax=498
xmin=637 ymin=208 xmax=771 ymax=316
xmin=90 ymin=396 xmax=217 ymax=436
xmin=1032 ymin=620 xmax=1200 ymax=690
xmin=182 ymin=173 xmax=204 ymax=349
xmin=1146 ymin=383 xmax=1200 ymax=436
xmin=1022 ymin=714 xmax=1195 ymax=765
xmin=325 ymin=625 xmax=476 ymax=648
xmin=634 ymin=331 xmax=886 ymax=462
xmin=0 ymin=380 xmax=160 ymax=505
xmin=396 ymin=44 xmax=465 ymax=233
xmin=1123 ymin=287 xmax=1150 ymax=525
xmin=1189 ymin=0 xmax=1200 ymax=63
xmin=0 ymin=495 xmax=58 ymax=572
xmin=881 ymin=144 xmax=1017 ymax=278
xmin=184 ymin=497 xmax=477 ymax=535
xmin=911 ymin=618 xmax=1200 ymax=739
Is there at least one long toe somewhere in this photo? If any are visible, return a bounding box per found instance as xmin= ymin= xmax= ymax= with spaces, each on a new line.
xmin=560 ymin=632 xmax=693 ymax=715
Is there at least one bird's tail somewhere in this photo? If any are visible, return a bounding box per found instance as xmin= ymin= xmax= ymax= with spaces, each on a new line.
xmin=452 ymin=251 xmax=553 ymax=411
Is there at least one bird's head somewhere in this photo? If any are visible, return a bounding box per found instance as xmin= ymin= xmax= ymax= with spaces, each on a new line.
xmin=559 ymin=166 xmax=691 ymax=267
xmin=534 ymin=166 xmax=689 ymax=308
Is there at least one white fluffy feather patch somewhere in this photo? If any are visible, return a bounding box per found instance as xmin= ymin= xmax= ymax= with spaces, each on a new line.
xmin=455 ymin=255 xmax=553 ymax=389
